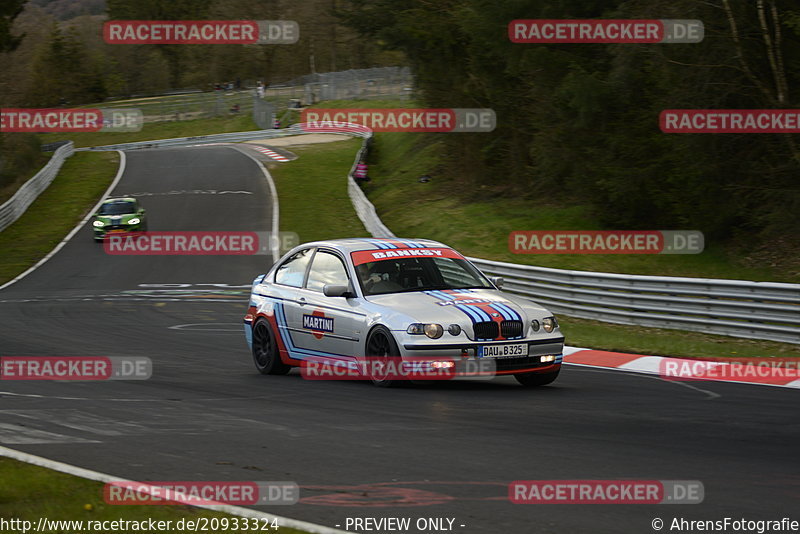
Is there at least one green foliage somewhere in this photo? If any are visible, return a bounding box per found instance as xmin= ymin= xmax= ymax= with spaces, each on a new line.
xmin=0 ymin=0 xmax=25 ymax=52
xmin=25 ymin=23 xmax=107 ymax=106
xmin=339 ymin=0 xmax=800 ymax=243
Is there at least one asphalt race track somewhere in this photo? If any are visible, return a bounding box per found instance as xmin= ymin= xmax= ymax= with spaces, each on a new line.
xmin=0 ymin=146 xmax=798 ymax=534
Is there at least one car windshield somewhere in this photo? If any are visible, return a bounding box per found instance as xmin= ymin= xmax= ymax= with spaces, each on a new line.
xmin=98 ymin=201 xmax=136 ymax=215
xmin=356 ymin=256 xmax=493 ymax=296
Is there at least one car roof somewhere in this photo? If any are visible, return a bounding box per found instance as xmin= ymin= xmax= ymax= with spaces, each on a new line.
xmin=102 ymin=197 xmax=136 ymax=204
xmin=302 ymin=237 xmax=451 ymax=254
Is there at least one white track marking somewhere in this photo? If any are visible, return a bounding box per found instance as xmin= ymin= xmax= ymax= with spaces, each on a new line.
xmin=0 ymin=423 xmax=101 ymax=444
xmin=232 ymin=147 xmax=280 ymax=263
xmin=0 ymin=150 xmax=127 ymax=291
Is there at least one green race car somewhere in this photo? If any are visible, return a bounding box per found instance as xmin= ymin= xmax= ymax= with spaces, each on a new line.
xmin=92 ymin=197 xmax=147 ymax=241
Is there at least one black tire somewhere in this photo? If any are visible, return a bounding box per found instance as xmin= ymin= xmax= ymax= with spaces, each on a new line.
xmin=365 ymin=325 xmax=402 ymax=388
xmin=251 ymin=318 xmax=291 ymax=375
xmin=514 ymin=369 xmax=560 ymax=387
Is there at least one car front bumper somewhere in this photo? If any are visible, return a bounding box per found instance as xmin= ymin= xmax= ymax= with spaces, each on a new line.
xmin=93 ymin=223 xmax=145 ymax=239
xmin=398 ymin=337 xmax=564 ymax=376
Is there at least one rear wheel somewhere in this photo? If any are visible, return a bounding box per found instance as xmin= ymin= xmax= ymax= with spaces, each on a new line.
xmin=514 ymin=369 xmax=559 ymax=387
xmin=252 ymin=318 xmax=290 ymax=375
xmin=365 ymin=326 xmax=401 ymax=388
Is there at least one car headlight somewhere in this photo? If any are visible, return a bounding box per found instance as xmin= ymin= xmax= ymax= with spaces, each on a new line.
xmin=128 ymin=217 xmax=140 ymax=225
xmin=407 ymin=323 xmax=444 ymax=339
xmin=93 ymin=220 xmax=105 ymax=227
xmin=530 ymin=319 xmax=540 ymax=332
xmin=542 ymin=316 xmax=558 ymax=333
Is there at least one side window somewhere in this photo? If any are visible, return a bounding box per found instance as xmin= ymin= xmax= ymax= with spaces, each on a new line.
xmin=306 ymin=251 xmax=349 ymax=292
xmin=274 ymin=248 xmax=313 ymax=288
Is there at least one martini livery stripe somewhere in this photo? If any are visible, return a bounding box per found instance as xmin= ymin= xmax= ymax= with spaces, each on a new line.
xmin=366 ymin=238 xmax=430 ymax=250
xmin=423 ymin=290 xmax=524 ymax=338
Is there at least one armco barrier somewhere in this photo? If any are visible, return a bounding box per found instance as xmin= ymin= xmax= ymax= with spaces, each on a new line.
xmin=466 ymin=258 xmax=800 ymax=345
xmin=0 ymin=141 xmax=75 ymax=232
xmin=340 ymin=131 xmax=800 ymax=345
xmin=16 ymin=127 xmax=797 ymax=345
xmin=78 ymin=128 xmax=294 ymax=152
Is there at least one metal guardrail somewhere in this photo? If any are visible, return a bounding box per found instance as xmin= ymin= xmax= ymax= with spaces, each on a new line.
xmin=77 ymin=124 xmax=371 ymax=153
xmin=344 ymin=134 xmax=396 ymax=239
xmin=467 ymin=258 xmax=800 ymax=345
xmin=9 ymin=124 xmax=796 ymax=345
xmin=78 ymin=128 xmax=298 ymax=152
xmin=342 ymin=134 xmax=800 ymax=345
xmin=0 ymin=141 xmax=75 ymax=232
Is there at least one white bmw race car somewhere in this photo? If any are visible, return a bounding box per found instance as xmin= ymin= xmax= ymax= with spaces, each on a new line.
xmin=244 ymin=238 xmax=564 ymax=387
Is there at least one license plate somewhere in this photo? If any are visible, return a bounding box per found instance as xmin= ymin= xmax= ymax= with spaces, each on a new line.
xmin=478 ymin=343 xmax=528 ymax=358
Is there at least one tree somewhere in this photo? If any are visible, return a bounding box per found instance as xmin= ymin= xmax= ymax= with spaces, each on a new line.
xmin=0 ymin=0 xmax=25 ymax=52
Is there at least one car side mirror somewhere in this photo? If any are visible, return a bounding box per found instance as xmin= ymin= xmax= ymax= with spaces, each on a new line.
xmin=489 ymin=276 xmax=504 ymax=289
xmin=323 ymin=283 xmax=354 ymax=298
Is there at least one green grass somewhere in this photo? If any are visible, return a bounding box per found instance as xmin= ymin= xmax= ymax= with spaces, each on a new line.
xmin=4 ymin=98 xmax=797 ymax=360
xmin=0 ymin=458 xmax=310 ymax=534
xmin=364 ymin=132 xmax=798 ymax=283
xmin=37 ymin=113 xmax=258 ymax=149
xmin=560 ymin=317 xmax=800 ymax=359
xmin=0 ymin=151 xmax=119 ymax=286
xmin=268 ymin=138 xmax=370 ymax=242
xmin=273 ymin=102 xmax=800 ymax=358
xmin=297 ymin=99 xmax=797 ymax=283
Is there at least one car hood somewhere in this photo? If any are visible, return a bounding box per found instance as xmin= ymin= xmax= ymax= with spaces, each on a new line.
xmin=364 ymin=288 xmax=549 ymax=326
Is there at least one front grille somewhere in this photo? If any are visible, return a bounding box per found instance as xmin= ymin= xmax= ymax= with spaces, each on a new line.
xmin=473 ymin=320 xmax=524 ymax=340
xmin=473 ymin=321 xmax=499 ymax=340
xmin=501 ymin=320 xmax=524 ymax=338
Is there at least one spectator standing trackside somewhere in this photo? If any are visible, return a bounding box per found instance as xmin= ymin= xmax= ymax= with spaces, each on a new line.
xmin=354 ymin=160 xmax=370 ymax=182
xmin=273 ymin=117 xmax=281 ymax=129
xmin=256 ymin=81 xmax=265 ymax=99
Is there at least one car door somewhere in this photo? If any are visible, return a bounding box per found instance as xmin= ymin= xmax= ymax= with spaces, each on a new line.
xmin=269 ymin=247 xmax=314 ymax=363
xmin=289 ymin=248 xmax=365 ymax=361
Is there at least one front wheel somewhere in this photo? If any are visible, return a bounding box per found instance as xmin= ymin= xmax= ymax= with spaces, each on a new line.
xmin=514 ymin=369 xmax=560 ymax=387
xmin=252 ymin=318 xmax=290 ymax=375
xmin=365 ymin=326 xmax=402 ymax=388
